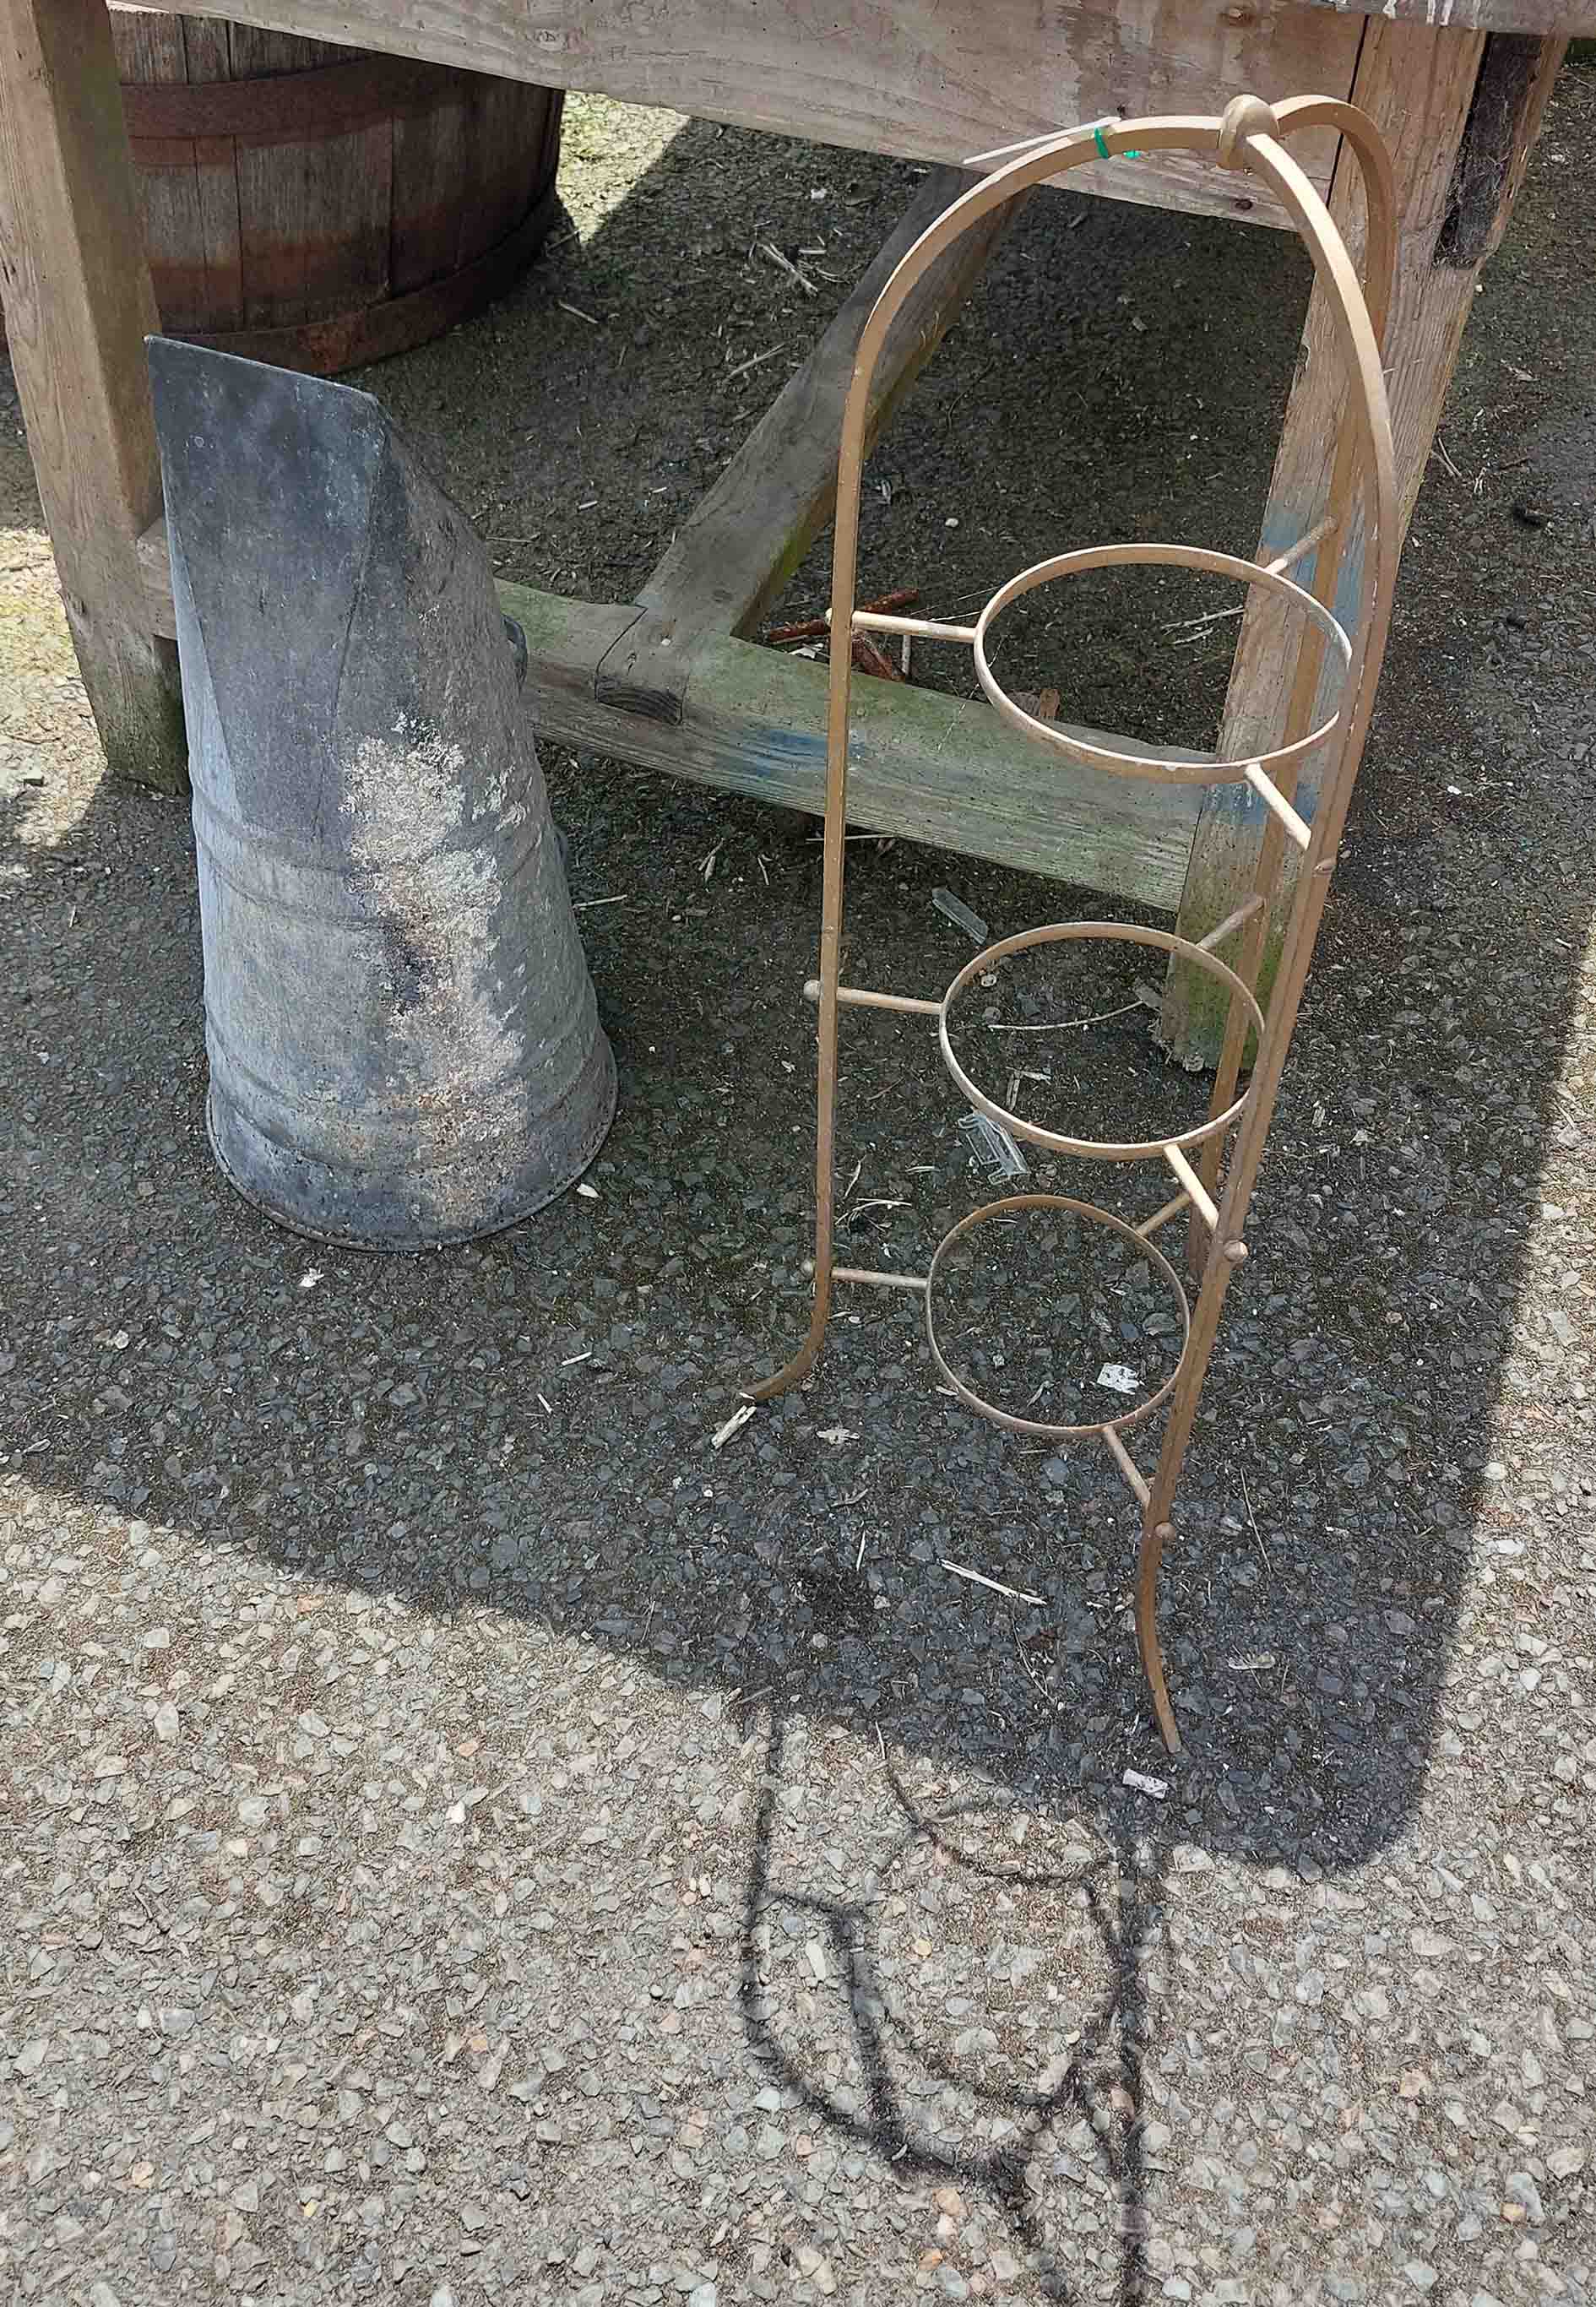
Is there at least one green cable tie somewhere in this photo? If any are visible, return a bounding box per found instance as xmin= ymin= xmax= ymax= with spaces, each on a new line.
xmin=1092 ymin=125 xmax=1143 ymax=160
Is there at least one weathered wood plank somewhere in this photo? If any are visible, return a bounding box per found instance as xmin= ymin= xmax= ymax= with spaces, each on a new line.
xmin=594 ymin=165 xmax=1022 ymax=719
xmin=457 ymin=73 xmax=533 ymax=262
xmin=524 ymin=589 xmax=1203 ymax=909
xmin=177 ymin=9 xmax=230 ymax=75
xmin=110 ymin=5 xmax=187 ymax=78
xmin=1161 ymin=19 xmax=1565 ymax=1062
xmin=301 ymin=114 xmax=392 ymax=320
xmin=234 ymin=97 xmax=307 ymax=325
xmin=0 ymin=0 xmax=187 ymax=790
xmin=128 ymin=140 xmax=208 ymax=328
xmin=1436 ymin=29 xmax=1568 ymax=263
xmin=1300 ymin=0 xmax=1585 ymax=31
xmin=127 ymin=0 xmax=1374 ymax=229
xmin=139 ymin=524 xmax=1200 ymax=904
xmin=223 ymin=18 xmax=340 ymax=71
xmin=191 ymin=128 xmax=244 ymax=331
xmin=111 ymin=17 xmax=208 ymax=331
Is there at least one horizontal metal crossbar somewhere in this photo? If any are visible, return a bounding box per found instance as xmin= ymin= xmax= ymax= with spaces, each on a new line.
xmin=1244 ymin=761 xmax=1314 ymax=850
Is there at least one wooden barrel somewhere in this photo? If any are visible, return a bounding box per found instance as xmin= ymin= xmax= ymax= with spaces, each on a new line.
xmin=106 ymin=11 xmax=562 ymax=374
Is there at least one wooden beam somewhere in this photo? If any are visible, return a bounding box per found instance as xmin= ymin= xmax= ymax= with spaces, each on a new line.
xmin=140 ymin=527 xmax=1200 ymax=906
xmin=1160 ymin=19 xmax=1565 ymax=1063
xmin=118 ymin=0 xmax=1374 ymax=230
xmin=0 ymin=0 xmax=187 ymax=791
xmin=594 ymin=165 xmax=1023 ymax=719
xmin=1300 ymin=0 xmax=1585 ymax=28
xmin=526 ymin=588 xmax=1203 ymax=908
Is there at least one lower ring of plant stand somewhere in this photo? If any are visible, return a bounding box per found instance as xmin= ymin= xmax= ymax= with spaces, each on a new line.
xmin=923 ymin=1190 xmax=1192 ymax=1443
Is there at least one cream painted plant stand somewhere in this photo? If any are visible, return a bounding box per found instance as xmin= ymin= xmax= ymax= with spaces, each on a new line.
xmin=748 ymin=95 xmax=1399 ymax=1751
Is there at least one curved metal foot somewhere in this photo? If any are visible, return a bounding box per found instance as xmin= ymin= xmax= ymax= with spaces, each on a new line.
xmin=742 ymin=1331 xmax=822 ymax=1404
xmin=742 ymin=1271 xmax=833 ymax=1403
xmin=1136 ymin=1517 xmax=1183 ymax=1755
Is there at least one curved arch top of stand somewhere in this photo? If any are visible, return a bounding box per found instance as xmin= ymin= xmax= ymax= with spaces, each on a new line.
xmin=938 ymin=921 xmax=1267 ymax=1161
xmin=970 ymin=544 xmax=1354 ymax=786
xmin=828 ymin=100 xmax=1400 ymax=761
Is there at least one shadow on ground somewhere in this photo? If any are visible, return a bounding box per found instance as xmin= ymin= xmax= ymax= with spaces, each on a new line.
xmin=3 ymin=68 xmax=1593 ymax=2302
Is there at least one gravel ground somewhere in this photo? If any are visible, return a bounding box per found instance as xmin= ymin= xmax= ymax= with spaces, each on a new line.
xmin=3 ymin=64 xmax=1594 ymax=2307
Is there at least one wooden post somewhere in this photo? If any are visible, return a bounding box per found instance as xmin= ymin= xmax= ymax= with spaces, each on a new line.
xmin=1159 ymin=19 xmax=1566 ymax=1064
xmin=0 ymin=0 xmax=187 ymax=792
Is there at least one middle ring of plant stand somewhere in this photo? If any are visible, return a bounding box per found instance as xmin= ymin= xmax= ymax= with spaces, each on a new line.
xmin=937 ymin=920 xmax=1268 ymax=1161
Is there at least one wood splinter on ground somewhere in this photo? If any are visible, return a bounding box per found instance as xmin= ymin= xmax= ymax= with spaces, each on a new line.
xmin=710 ymin=1402 xmax=757 ymax=1449
xmin=941 ymin=1557 xmax=1046 ymax=1607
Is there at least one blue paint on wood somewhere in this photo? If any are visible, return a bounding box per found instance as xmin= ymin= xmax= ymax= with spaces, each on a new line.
xmin=1235 ymin=503 xmax=1370 ymax=830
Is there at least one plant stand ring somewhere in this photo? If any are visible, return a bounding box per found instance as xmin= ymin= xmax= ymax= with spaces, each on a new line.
xmin=938 ymin=920 xmax=1267 ymax=1162
xmin=924 ymin=1191 xmax=1192 ymax=1442
xmin=971 ymin=542 xmax=1354 ymax=785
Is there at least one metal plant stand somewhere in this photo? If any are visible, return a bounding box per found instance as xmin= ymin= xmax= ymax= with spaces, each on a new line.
xmin=750 ymin=95 xmax=1400 ymax=1754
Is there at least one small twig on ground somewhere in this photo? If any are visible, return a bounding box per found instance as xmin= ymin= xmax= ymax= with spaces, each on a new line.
xmin=1123 ymin=1767 xmax=1169 ymax=1800
xmin=851 ymin=634 xmax=904 ymax=682
xmin=1240 ymin=1464 xmax=1269 ymax=1572
xmin=725 ymin=345 xmax=780 ymax=383
xmin=1473 ymin=452 xmax=1529 ymax=497
xmin=760 ymin=242 xmax=818 ymax=295
xmin=556 ymin=300 xmax=600 ymax=326
xmin=941 ymin=1557 xmax=1045 ymax=1608
xmin=855 ymin=1531 xmax=869 ymax=1572
xmin=573 ymin=894 xmax=628 ymax=910
xmin=765 ymin=589 xmax=919 ymax=646
xmin=1165 ymin=604 xmax=1245 ymax=645
xmin=1011 ymin=1615 xmax=1063 ymax=1712
xmin=986 ymin=1000 xmax=1143 ymax=1033
xmin=711 ymin=1403 xmax=757 ymax=1450
xmin=1430 ymin=434 xmax=1465 ymax=485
